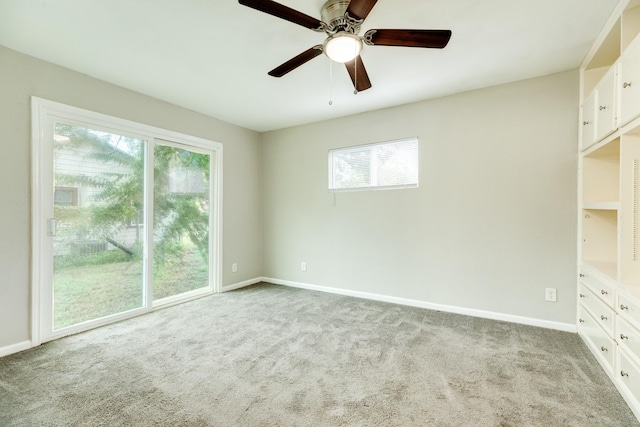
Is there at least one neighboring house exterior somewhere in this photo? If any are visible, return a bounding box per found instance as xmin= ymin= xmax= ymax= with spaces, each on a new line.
xmin=53 ymin=133 xmax=142 ymax=257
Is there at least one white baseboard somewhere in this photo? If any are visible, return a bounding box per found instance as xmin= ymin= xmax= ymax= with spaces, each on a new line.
xmin=0 ymin=340 xmax=33 ymax=358
xmin=221 ymin=277 xmax=263 ymax=292
xmin=263 ymin=277 xmax=577 ymax=333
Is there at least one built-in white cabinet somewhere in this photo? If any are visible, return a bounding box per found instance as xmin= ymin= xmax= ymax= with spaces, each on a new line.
xmin=582 ymin=91 xmax=597 ymax=151
xmin=619 ymin=316 xmax=640 ymax=357
xmin=619 ymin=37 xmax=640 ymax=127
xmin=578 ymin=0 xmax=640 ymax=422
xmin=595 ymin=66 xmax=618 ymax=142
xmin=620 ymin=288 xmax=640 ymax=328
xmin=617 ymin=288 xmax=640 ymax=407
xmin=578 ymin=268 xmax=617 ymax=372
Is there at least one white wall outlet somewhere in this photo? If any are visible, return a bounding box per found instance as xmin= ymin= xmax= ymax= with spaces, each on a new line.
xmin=232 ymin=263 xmax=238 ymax=273
xmin=545 ymin=287 xmax=557 ymax=302
xmin=301 ymin=262 xmax=307 ymax=272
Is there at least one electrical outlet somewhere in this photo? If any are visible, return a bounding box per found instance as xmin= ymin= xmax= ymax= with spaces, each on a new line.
xmin=232 ymin=263 xmax=238 ymax=273
xmin=301 ymin=262 xmax=307 ymax=272
xmin=545 ymin=287 xmax=557 ymax=302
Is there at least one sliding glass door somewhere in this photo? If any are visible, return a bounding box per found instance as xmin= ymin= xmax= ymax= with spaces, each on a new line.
xmin=153 ymin=142 xmax=212 ymax=302
xmin=33 ymin=98 xmax=222 ymax=343
xmin=51 ymin=123 xmax=147 ymax=330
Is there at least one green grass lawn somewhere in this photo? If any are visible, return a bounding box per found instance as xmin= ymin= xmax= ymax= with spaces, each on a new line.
xmin=53 ymin=249 xmax=208 ymax=329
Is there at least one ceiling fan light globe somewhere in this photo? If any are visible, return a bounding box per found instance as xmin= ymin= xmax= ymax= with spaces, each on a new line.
xmin=324 ymin=32 xmax=363 ymax=63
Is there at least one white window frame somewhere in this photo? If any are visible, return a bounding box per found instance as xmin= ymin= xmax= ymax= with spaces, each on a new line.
xmin=31 ymin=97 xmax=223 ymax=345
xmin=328 ymin=137 xmax=419 ymax=192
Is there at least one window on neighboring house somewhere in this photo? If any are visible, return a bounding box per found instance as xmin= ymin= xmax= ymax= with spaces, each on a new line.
xmin=328 ymin=137 xmax=419 ymax=191
xmin=54 ymin=186 xmax=78 ymax=206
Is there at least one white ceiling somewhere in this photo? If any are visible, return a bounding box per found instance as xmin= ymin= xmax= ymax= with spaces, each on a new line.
xmin=0 ymin=0 xmax=621 ymax=132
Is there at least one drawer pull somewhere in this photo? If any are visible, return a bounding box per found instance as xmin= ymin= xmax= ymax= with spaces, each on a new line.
xmin=601 ymin=290 xmax=608 ymax=295
xmin=579 ymin=293 xmax=586 ymax=298
xmin=621 ymin=334 xmax=629 ymax=340
xmin=601 ymin=315 xmax=608 ymax=321
xmin=579 ymin=318 xmax=585 ymax=323
xmin=583 ymin=121 xmax=590 ymax=126
xmin=621 ymin=370 xmax=630 ymax=377
xmin=624 ymin=82 xmax=632 ymax=89
xmin=579 ymin=273 xmax=585 ymax=278
xmin=621 ymin=304 xmax=629 ymax=311
xmin=599 ymin=105 xmax=607 ymax=111
xmin=601 ymin=346 xmax=608 ymax=352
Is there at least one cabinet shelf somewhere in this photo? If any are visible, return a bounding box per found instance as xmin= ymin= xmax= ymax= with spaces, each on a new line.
xmin=622 ymin=3 xmax=640 ymax=52
xmin=584 ymin=24 xmax=620 ymax=96
xmin=582 ymin=138 xmax=620 ymax=204
xmin=582 ymin=209 xmax=618 ymax=269
xmin=583 ymin=201 xmax=620 ymax=210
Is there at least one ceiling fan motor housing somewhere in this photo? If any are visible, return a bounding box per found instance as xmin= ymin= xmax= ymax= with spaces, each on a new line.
xmin=321 ymin=0 xmax=360 ymax=34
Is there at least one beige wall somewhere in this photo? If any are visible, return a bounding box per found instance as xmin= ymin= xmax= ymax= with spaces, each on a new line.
xmin=261 ymin=70 xmax=579 ymax=325
xmin=0 ymin=45 xmax=262 ymax=348
xmin=0 ymin=42 xmax=580 ymax=351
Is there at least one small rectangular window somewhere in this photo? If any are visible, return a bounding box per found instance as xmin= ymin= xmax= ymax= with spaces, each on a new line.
xmin=328 ymin=137 xmax=419 ymax=191
xmin=54 ymin=186 xmax=79 ymax=206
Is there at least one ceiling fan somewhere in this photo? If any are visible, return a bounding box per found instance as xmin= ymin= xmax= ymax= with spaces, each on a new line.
xmin=238 ymin=0 xmax=452 ymax=93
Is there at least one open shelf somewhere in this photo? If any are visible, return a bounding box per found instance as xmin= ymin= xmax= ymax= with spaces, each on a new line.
xmin=584 ymin=18 xmax=620 ymax=96
xmin=582 ymin=209 xmax=618 ymax=276
xmin=582 ymin=138 xmax=620 ymax=204
xmin=623 ymin=2 xmax=640 ymax=52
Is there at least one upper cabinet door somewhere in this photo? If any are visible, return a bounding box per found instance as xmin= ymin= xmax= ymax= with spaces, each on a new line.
xmin=595 ymin=66 xmax=618 ymax=142
xmin=582 ymin=91 xmax=597 ymax=151
xmin=620 ymin=39 xmax=640 ymax=127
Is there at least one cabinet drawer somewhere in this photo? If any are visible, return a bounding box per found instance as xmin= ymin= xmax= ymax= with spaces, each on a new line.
xmin=578 ymin=284 xmax=615 ymax=336
xmin=578 ymin=305 xmax=615 ymax=372
xmin=580 ymin=267 xmax=615 ymax=307
xmin=617 ymin=348 xmax=640 ymax=409
xmin=619 ymin=291 xmax=640 ymax=330
xmin=619 ymin=317 xmax=640 ymax=364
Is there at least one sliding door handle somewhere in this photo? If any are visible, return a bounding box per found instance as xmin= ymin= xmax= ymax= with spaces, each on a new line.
xmin=47 ymin=218 xmax=57 ymax=236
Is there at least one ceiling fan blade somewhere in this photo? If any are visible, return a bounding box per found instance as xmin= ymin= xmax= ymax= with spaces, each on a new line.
xmin=365 ymin=29 xmax=452 ymax=48
xmin=345 ymin=56 xmax=372 ymax=92
xmin=346 ymin=0 xmax=379 ymax=21
xmin=239 ymin=0 xmax=323 ymax=30
xmin=268 ymin=46 xmax=323 ymax=77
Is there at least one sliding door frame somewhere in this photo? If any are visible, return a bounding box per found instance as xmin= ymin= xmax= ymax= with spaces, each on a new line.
xmin=31 ymin=97 xmax=223 ymax=345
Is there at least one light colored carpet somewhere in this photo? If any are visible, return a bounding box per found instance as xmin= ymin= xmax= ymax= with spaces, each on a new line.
xmin=0 ymin=283 xmax=637 ymax=426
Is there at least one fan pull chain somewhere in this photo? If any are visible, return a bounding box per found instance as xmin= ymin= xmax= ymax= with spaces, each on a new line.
xmin=329 ymin=59 xmax=333 ymax=106
xmin=354 ymin=45 xmax=358 ymax=95
xmin=354 ymin=60 xmax=358 ymax=95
